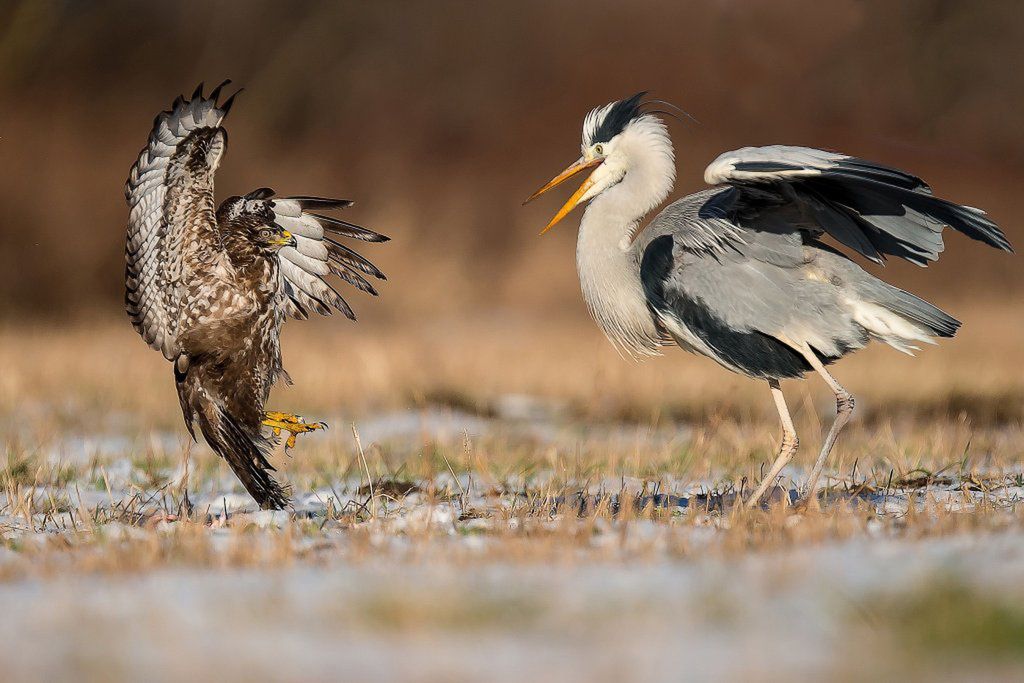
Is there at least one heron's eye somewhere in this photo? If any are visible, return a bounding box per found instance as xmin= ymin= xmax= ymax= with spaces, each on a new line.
xmin=594 ymin=144 xmax=605 ymax=155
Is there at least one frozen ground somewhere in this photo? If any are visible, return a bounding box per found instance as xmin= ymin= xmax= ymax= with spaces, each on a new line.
xmin=6 ymin=406 xmax=1024 ymax=524
xmin=2 ymin=406 xmax=1023 ymax=682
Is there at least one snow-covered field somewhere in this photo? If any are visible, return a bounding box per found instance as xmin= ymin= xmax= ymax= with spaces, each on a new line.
xmin=1 ymin=406 xmax=1023 ymax=682
xmin=2 ymin=321 xmax=1023 ymax=682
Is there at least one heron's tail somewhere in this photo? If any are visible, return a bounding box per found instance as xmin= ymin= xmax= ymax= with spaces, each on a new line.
xmin=854 ymin=283 xmax=961 ymax=355
xmin=877 ymin=287 xmax=960 ymax=338
xmin=178 ymin=374 xmax=289 ymax=510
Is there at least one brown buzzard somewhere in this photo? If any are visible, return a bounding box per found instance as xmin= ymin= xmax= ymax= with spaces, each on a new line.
xmin=125 ymin=82 xmax=387 ymax=509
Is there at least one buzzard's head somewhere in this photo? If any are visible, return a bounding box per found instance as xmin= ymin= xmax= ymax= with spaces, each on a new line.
xmin=251 ymin=223 xmax=297 ymax=252
xmin=218 ymin=194 xmax=298 ymax=255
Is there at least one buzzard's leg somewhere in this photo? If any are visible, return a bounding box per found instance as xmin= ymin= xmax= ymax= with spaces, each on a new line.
xmin=263 ymin=410 xmax=326 ymax=429
xmin=745 ymin=378 xmax=799 ymax=508
xmin=799 ymin=349 xmax=855 ymax=506
xmin=262 ymin=411 xmax=328 ymax=449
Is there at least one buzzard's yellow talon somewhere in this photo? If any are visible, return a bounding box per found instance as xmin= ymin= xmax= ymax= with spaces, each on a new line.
xmin=261 ymin=411 xmax=327 ymax=450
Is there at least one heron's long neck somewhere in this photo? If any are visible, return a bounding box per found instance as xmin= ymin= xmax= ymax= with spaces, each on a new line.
xmin=576 ymin=127 xmax=675 ymax=356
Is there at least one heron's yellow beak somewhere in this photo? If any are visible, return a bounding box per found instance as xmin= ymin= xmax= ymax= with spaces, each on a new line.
xmin=524 ymin=157 xmax=603 ymax=234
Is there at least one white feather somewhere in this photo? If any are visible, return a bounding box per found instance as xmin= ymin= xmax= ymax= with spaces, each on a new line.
xmin=276 ymin=214 xmax=324 ymax=239
xmin=281 ymin=246 xmax=329 ymax=276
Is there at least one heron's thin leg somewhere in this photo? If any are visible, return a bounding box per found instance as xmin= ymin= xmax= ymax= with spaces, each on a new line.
xmin=745 ymin=378 xmax=799 ymax=508
xmin=799 ymin=349 xmax=855 ymax=502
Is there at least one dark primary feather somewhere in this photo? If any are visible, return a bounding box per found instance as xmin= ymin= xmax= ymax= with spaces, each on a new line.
xmin=244 ymin=187 xmax=276 ymax=200
xmin=221 ymin=90 xmax=240 ymax=114
xmin=209 ymin=79 xmax=231 ymax=101
xmin=329 ymin=263 xmax=379 ymax=296
xmin=324 ymin=237 xmax=387 ymax=280
xmin=706 ymin=146 xmax=1013 ymax=266
xmin=290 ymin=196 xmax=354 ymax=211
xmin=833 ymin=157 xmax=932 ymax=193
xmin=313 ymin=213 xmax=390 ymax=242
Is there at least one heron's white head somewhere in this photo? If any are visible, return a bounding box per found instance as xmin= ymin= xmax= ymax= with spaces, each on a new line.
xmin=525 ymin=92 xmax=676 ymax=234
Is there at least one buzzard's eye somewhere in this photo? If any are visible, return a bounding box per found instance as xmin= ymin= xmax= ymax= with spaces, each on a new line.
xmin=258 ymin=229 xmax=272 ymax=240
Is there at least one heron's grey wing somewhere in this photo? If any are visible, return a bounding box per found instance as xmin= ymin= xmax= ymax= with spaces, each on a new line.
xmin=703 ymin=145 xmax=1012 ymax=264
xmin=643 ymin=187 xmax=804 ymax=266
xmin=223 ymin=191 xmax=389 ymax=320
xmin=125 ymin=83 xmax=235 ymax=360
xmin=640 ymin=197 xmax=863 ymax=379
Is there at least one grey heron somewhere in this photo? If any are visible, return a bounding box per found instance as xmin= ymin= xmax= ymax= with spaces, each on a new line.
xmin=525 ymin=92 xmax=1013 ymax=507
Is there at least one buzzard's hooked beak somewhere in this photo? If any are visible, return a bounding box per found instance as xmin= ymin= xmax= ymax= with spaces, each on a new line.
xmin=273 ymin=230 xmax=298 ymax=248
xmin=523 ymin=156 xmax=603 ymax=234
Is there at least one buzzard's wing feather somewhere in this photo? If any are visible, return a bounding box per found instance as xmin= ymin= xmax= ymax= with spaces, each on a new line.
xmin=251 ymin=194 xmax=388 ymax=321
xmin=125 ymin=85 xmax=234 ymax=359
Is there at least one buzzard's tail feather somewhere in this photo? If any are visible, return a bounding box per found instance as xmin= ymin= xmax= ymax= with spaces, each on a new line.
xmin=197 ymin=406 xmax=290 ymax=511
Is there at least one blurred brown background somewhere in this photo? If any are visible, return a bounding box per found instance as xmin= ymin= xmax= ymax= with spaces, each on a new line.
xmin=0 ymin=0 xmax=1020 ymax=325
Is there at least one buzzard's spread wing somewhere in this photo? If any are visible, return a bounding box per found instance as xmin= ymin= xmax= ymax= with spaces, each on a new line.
xmin=223 ymin=190 xmax=389 ymax=320
xmin=125 ymin=83 xmax=236 ymax=360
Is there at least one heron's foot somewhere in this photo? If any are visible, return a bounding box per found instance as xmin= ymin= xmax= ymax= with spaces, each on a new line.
xmin=792 ymin=486 xmax=824 ymax=512
xmin=262 ymin=411 xmax=328 ymax=450
xmin=743 ymin=434 xmax=800 ymax=510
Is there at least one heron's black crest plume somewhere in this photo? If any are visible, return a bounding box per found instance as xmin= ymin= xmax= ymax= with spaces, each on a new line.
xmin=586 ymin=92 xmax=697 ymax=145
xmin=642 ymin=98 xmax=700 ymax=126
xmin=589 ymin=91 xmax=648 ymax=144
